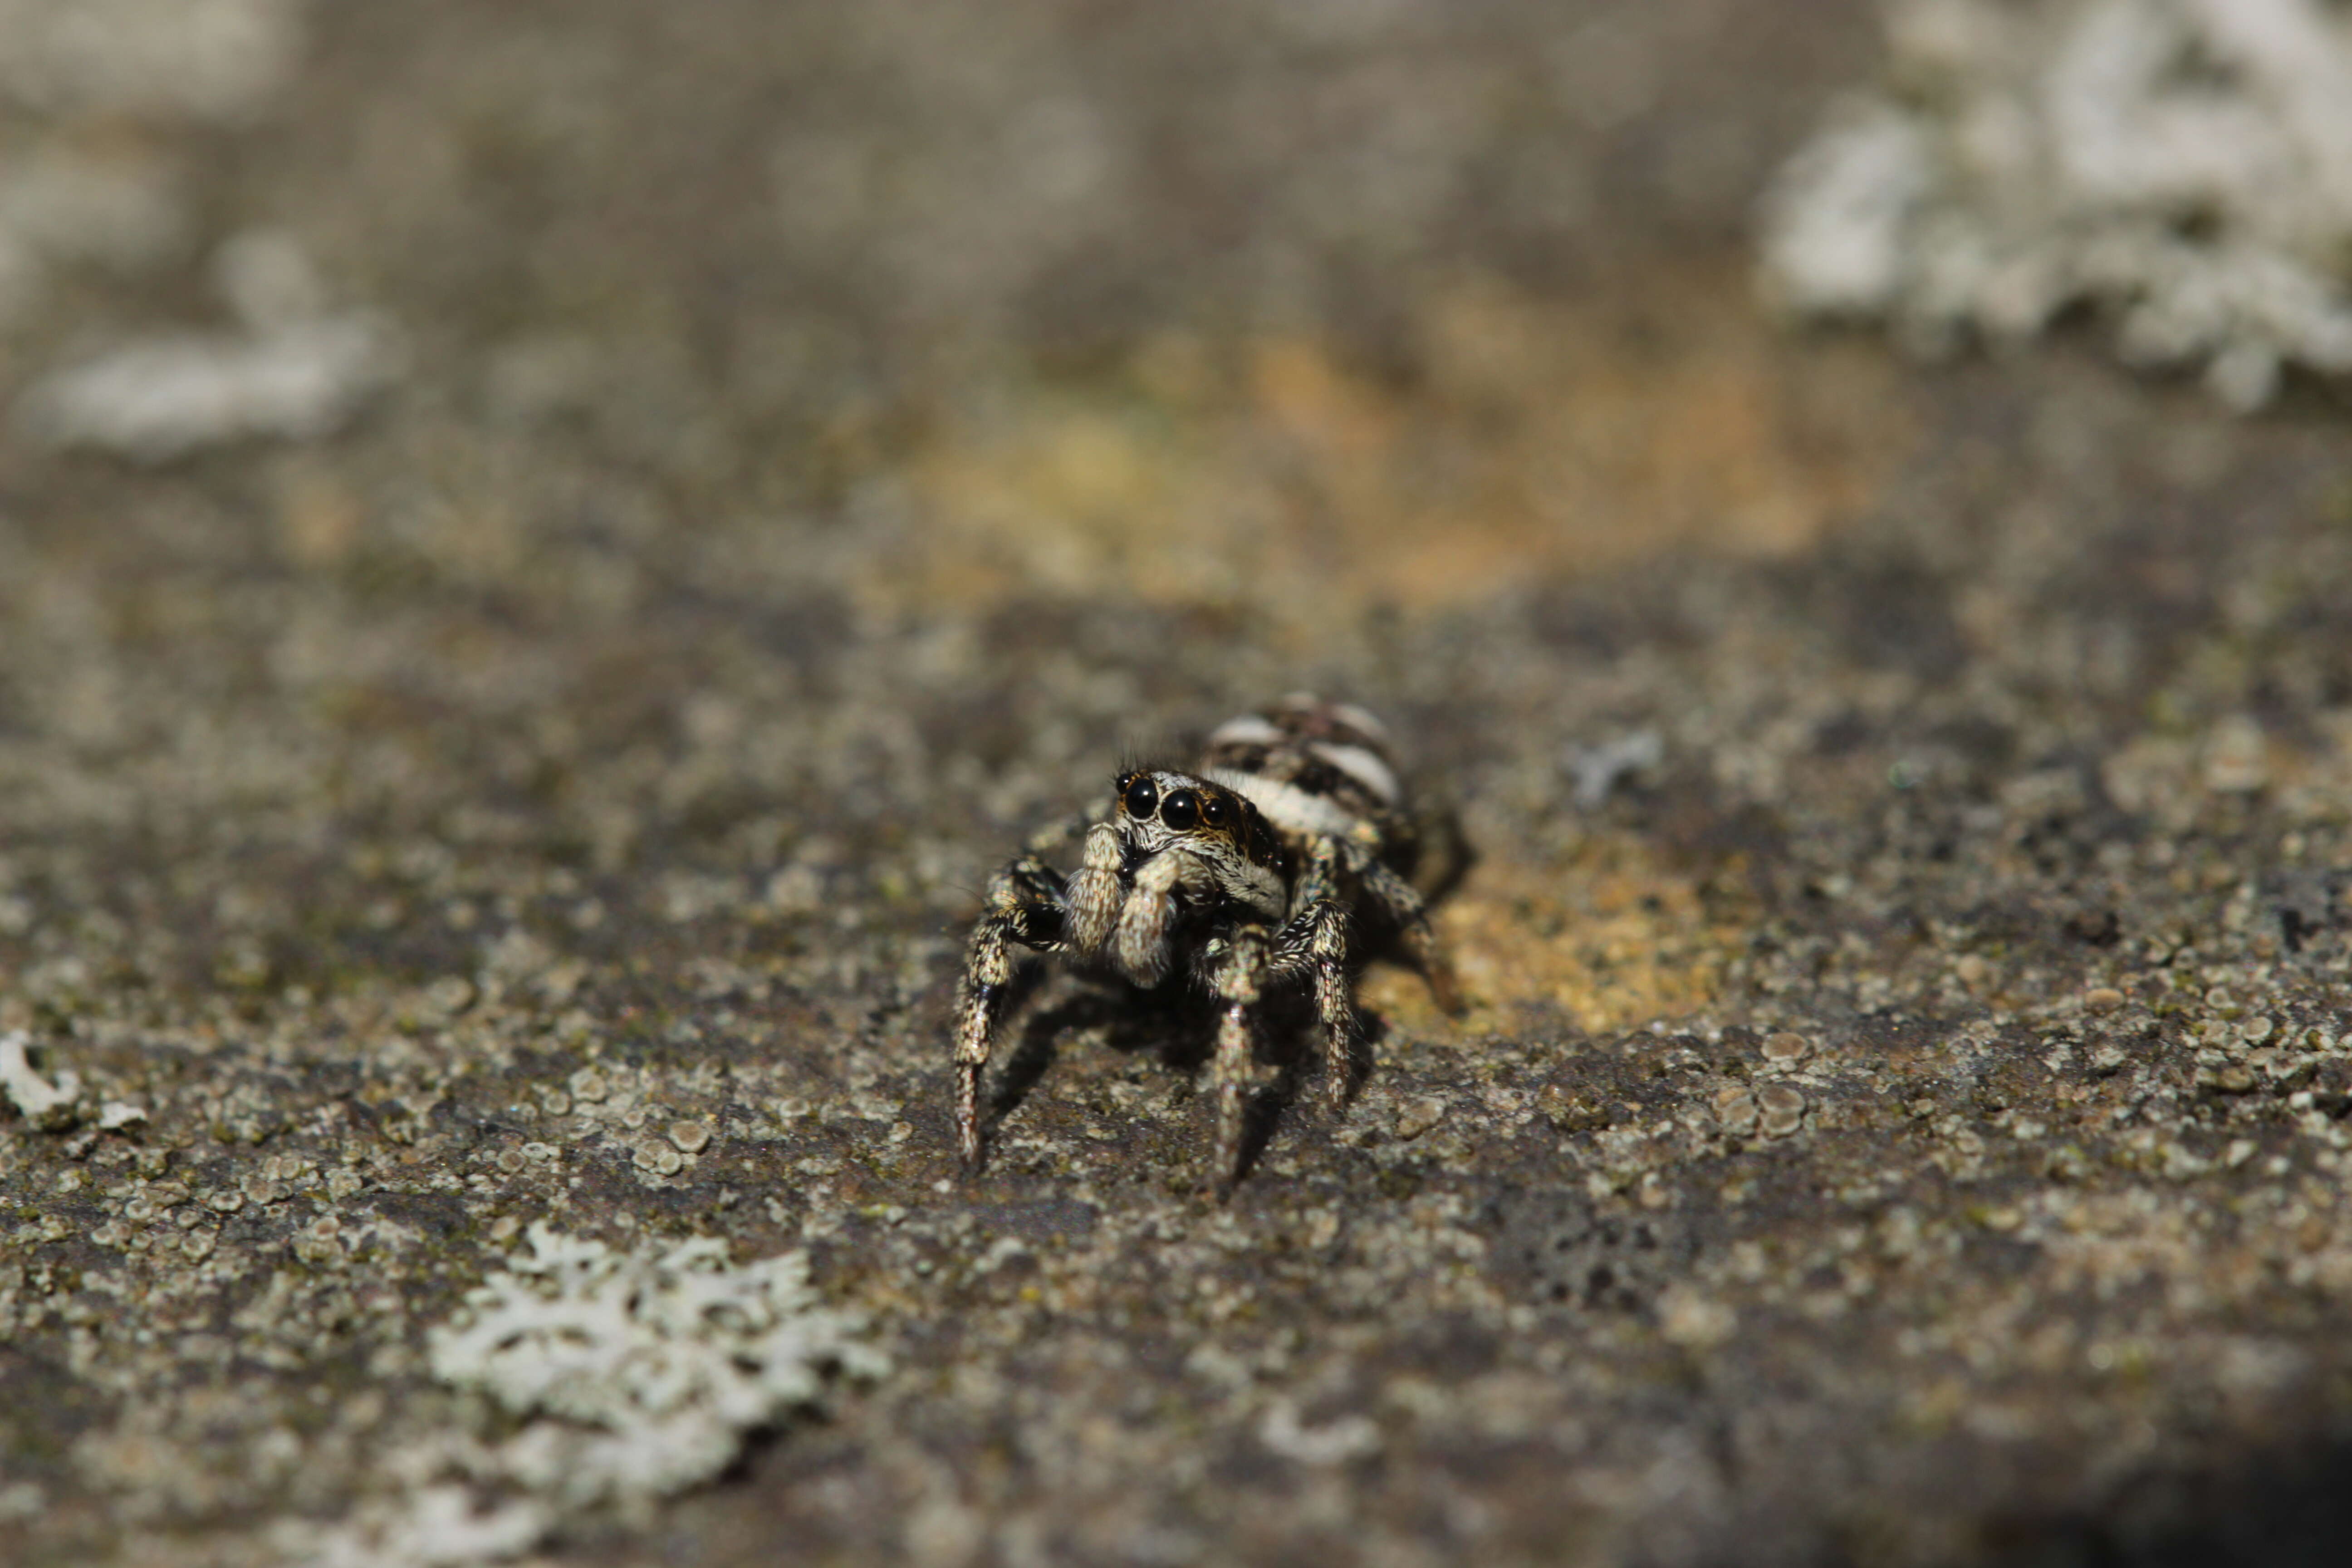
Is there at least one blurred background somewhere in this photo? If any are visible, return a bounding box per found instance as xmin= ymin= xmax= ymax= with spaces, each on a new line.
xmin=0 ymin=0 xmax=1938 ymax=984
xmin=0 ymin=0 xmax=1896 ymax=612
xmin=7 ymin=2 xmax=2352 ymax=1565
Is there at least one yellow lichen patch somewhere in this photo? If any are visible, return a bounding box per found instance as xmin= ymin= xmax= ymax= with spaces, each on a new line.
xmin=882 ymin=260 xmax=1912 ymax=627
xmin=1361 ymin=833 xmax=1757 ymax=1038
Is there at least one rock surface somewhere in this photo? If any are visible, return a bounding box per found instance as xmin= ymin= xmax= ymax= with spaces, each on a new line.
xmin=2 ymin=3 xmax=2352 ymax=1565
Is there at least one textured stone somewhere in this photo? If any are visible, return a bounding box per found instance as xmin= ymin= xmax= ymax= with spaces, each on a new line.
xmin=0 ymin=5 xmax=2349 ymax=1568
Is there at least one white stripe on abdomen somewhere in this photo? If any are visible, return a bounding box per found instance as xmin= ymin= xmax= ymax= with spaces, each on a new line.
xmin=1208 ymin=769 xmax=1361 ymax=839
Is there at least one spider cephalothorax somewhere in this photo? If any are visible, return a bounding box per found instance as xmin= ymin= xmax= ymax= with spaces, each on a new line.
xmin=953 ymin=693 xmax=1460 ymax=1187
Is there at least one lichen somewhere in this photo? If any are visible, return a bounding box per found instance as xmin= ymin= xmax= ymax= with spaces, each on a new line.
xmin=1761 ymin=0 xmax=2352 ymax=408
xmin=0 ymin=1030 xmax=80 ymax=1129
xmin=288 ymin=1225 xmax=884 ymax=1566
xmin=427 ymin=1224 xmax=883 ymax=1509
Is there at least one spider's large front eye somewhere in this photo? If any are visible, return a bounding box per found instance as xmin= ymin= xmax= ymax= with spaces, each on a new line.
xmin=1159 ymin=789 xmax=1200 ymax=831
xmin=1122 ymin=775 xmax=1159 ymax=818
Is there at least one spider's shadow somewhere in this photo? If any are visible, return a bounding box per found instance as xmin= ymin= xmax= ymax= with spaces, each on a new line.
xmin=984 ymin=988 xmax=1099 ymax=1129
xmin=984 ymin=978 xmax=1212 ymax=1133
xmin=984 ymin=975 xmax=1378 ymax=1185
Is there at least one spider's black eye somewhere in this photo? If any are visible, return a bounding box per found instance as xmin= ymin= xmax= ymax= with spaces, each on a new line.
xmin=1199 ymin=793 xmax=1229 ymax=828
xmin=1159 ymin=789 xmax=1200 ymax=831
xmin=1122 ymin=775 xmax=1159 ymax=818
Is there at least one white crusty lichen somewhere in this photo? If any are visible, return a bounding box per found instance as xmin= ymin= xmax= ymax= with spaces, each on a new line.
xmin=294 ymin=1225 xmax=882 ymax=1567
xmin=1759 ymin=0 xmax=2352 ymax=409
xmin=15 ymin=317 xmax=400 ymax=460
xmin=0 ymin=1029 xmax=80 ymax=1128
xmin=15 ymin=230 xmax=402 ymax=461
xmin=428 ymin=1224 xmax=884 ymax=1509
xmin=298 ymin=1485 xmax=551 ymax=1568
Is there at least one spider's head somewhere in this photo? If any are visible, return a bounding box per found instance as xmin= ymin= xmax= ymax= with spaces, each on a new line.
xmin=1107 ymin=768 xmax=1289 ymax=933
xmin=1113 ymin=769 xmax=1286 ymax=872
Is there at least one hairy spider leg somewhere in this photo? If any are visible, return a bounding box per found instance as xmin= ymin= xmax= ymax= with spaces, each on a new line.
xmin=954 ymin=852 xmax=1068 ymax=1165
xmin=1113 ymin=846 xmax=1219 ymax=988
xmin=1208 ymin=922 xmax=1272 ymax=1188
xmin=1350 ymin=848 xmax=1463 ymax=1015
xmin=1270 ymin=835 xmax=1357 ymax=1111
xmin=1063 ymin=820 xmax=1127 ymax=959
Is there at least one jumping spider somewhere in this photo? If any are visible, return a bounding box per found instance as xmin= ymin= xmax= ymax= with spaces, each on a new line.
xmin=954 ymin=693 xmax=1461 ymax=1186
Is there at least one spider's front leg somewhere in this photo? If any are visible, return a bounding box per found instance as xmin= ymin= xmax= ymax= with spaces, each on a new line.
xmin=1113 ymin=844 xmax=1217 ymax=987
xmin=1207 ymin=922 xmax=1273 ymax=1189
xmin=1062 ymin=820 xmax=1127 ymax=960
xmin=1274 ymin=836 xmax=1357 ymax=1112
xmin=954 ymin=852 xmax=1067 ymax=1166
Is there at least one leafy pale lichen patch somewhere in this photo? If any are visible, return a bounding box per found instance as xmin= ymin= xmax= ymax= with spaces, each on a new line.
xmin=426 ymin=1223 xmax=884 ymax=1509
xmin=0 ymin=1029 xmax=80 ymax=1127
xmin=287 ymin=1225 xmax=885 ymax=1567
xmin=1362 ymin=834 xmax=1756 ymax=1037
xmin=1761 ymin=0 xmax=2352 ymax=408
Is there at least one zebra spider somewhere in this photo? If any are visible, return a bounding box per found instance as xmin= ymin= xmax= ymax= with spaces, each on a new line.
xmin=953 ymin=693 xmax=1460 ymax=1187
